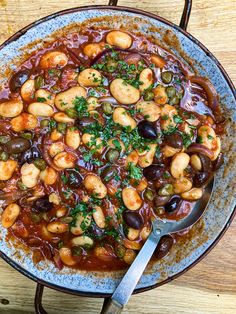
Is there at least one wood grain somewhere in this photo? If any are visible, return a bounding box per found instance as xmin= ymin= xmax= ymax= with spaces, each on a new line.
xmin=0 ymin=1 xmax=236 ymax=313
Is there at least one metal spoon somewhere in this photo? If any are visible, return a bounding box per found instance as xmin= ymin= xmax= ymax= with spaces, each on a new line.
xmin=101 ymin=178 xmax=214 ymax=314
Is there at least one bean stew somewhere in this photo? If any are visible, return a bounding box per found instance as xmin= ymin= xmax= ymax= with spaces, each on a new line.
xmin=0 ymin=28 xmax=224 ymax=270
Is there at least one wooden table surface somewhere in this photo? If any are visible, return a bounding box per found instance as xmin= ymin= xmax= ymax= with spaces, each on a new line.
xmin=0 ymin=0 xmax=236 ymax=313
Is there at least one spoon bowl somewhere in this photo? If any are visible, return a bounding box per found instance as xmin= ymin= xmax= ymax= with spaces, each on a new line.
xmin=153 ymin=178 xmax=214 ymax=237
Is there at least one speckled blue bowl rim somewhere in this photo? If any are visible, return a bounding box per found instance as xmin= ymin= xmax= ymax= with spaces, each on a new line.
xmin=0 ymin=5 xmax=235 ymax=298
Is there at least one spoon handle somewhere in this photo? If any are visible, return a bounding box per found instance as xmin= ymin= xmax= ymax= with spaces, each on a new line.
xmin=101 ymin=232 xmax=160 ymax=314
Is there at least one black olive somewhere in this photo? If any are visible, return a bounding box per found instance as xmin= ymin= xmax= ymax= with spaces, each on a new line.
xmin=199 ymin=153 xmax=212 ymax=172
xmin=165 ymin=196 xmax=181 ymax=213
xmin=155 ymin=235 xmax=174 ymax=259
xmin=164 ymin=133 xmax=183 ymax=149
xmin=193 ymin=172 xmax=211 ymax=187
xmin=88 ymin=223 xmax=105 ymax=238
xmin=154 ymin=195 xmax=171 ymax=207
xmin=21 ymin=146 xmax=41 ymax=164
xmin=9 ymin=70 xmax=30 ymax=92
xmin=34 ymin=196 xmax=53 ymax=212
xmin=66 ymin=170 xmax=83 ymax=187
xmin=75 ymin=117 xmax=96 ymax=132
xmin=213 ymin=152 xmax=224 ymax=171
xmin=137 ymin=120 xmax=157 ymax=139
xmin=101 ymin=166 xmax=116 ymax=182
xmin=5 ymin=138 xmax=31 ymax=154
xmin=143 ymin=165 xmax=165 ymax=181
xmin=123 ymin=211 xmax=144 ymax=230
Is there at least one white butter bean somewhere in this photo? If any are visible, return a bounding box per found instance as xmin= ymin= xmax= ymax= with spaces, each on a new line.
xmin=170 ymin=152 xmax=190 ymax=178
xmin=83 ymin=42 xmax=105 ymax=58
xmin=0 ymin=160 xmax=17 ymax=181
xmin=92 ymin=205 xmax=105 ymax=229
xmin=71 ymin=235 xmax=94 ymax=247
xmin=84 ymin=174 xmax=107 ymax=199
xmin=55 ymin=86 xmax=86 ymax=111
xmin=127 ymin=228 xmax=140 ymax=240
xmin=78 ymin=68 xmax=102 ymax=87
xmin=123 ymin=249 xmax=137 ymax=264
xmin=47 ymin=221 xmax=68 ymax=234
xmin=212 ymin=137 xmax=221 ymax=161
xmin=106 ymin=30 xmax=132 ymax=49
xmin=181 ymin=188 xmax=203 ymax=201
xmin=21 ymin=163 xmax=40 ymax=188
xmin=82 ymin=133 xmax=103 ymax=153
xmin=21 ymin=79 xmax=35 ymax=102
xmin=173 ymin=177 xmax=192 ymax=194
xmin=136 ymin=101 xmax=161 ymax=122
xmin=56 ymin=207 xmax=67 ymax=218
xmin=136 ymin=178 xmax=148 ymax=192
xmin=0 ymin=100 xmax=23 ymax=118
xmin=190 ymin=154 xmax=202 ymax=171
xmin=126 ymin=151 xmax=139 ymax=166
xmin=1 ymin=203 xmax=21 ymax=228
xmin=113 ymin=107 xmax=137 ymax=130
xmin=49 ymin=193 xmax=60 ymax=205
xmin=122 ymin=187 xmax=142 ymax=211
xmin=10 ymin=113 xmax=38 ymax=132
xmin=59 ymin=247 xmax=76 ymax=266
xmin=53 ymin=152 xmax=76 ymax=169
xmin=139 ymin=68 xmax=154 ymax=92
xmin=53 ymin=112 xmax=74 ymax=123
xmin=110 ymin=79 xmax=140 ymax=104
xmin=40 ymin=167 xmax=57 ymax=185
xmin=40 ymin=51 xmax=68 ymax=69
xmin=49 ymin=142 xmax=64 ymax=157
xmin=160 ymin=104 xmax=178 ymax=131
xmin=28 ymin=102 xmax=54 ymax=117
xmin=198 ymin=125 xmax=220 ymax=160
xmin=162 ymin=145 xmax=180 ymax=158
xmin=94 ymin=246 xmax=114 ymax=261
xmin=35 ymin=89 xmax=55 ymax=105
xmin=70 ymin=213 xmax=92 ymax=235
xmin=153 ymin=85 xmax=168 ymax=105
xmin=138 ymin=144 xmax=157 ymax=168
xmin=66 ymin=128 xmax=81 ymax=150
xmin=50 ymin=129 xmax=63 ymax=141
xmin=140 ymin=226 xmax=151 ymax=240
xmin=87 ymin=97 xmax=100 ymax=111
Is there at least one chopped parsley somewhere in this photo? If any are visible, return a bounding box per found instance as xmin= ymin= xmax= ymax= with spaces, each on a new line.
xmin=70 ymin=202 xmax=90 ymax=227
xmin=49 ymin=119 xmax=57 ymax=130
xmin=36 ymin=97 xmax=47 ymax=103
xmin=61 ymin=174 xmax=68 ymax=184
xmin=73 ymin=96 xmax=89 ymax=118
xmin=197 ymin=135 xmax=203 ymax=144
xmin=207 ymin=134 xmax=214 ymax=140
xmin=112 ymin=139 xmax=122 ymax=151
xmin=173 ymin=115 xmax=183 ymax=124
xmin=128 ymin=162 xmax=143 ymax=180
xmin=182 ymin=132 xmax=192 ymax=148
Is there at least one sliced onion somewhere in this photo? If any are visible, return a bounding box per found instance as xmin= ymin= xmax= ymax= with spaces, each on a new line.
xmin=98 ymin=96 xmax=118 ymax=105
xmin=187 ymin=143 xmax=214 ymax=159
xmin=188 ymin=76 xmax=222 ymax=120
xmin=0 ymin=190 xmax=32 ymax=207
xmin=41 ymin=135 xmax=62 ymax=171
xmin=90 ymin=47 xmax=149 ymax=67
xmin=124 ymin=53 xmax=142 ymax=65
xmin=53 ymin=251 xmax=63 ymax=270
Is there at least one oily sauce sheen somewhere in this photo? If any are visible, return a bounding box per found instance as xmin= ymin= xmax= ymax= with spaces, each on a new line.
xmin=0 ymin=28 xmax=224 ymax=271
